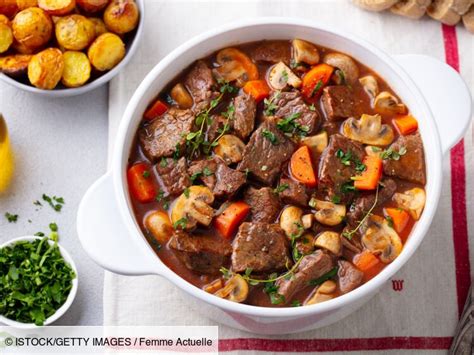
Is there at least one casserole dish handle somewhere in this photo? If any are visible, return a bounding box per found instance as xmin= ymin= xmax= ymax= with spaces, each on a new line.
xmin=77 ymin=173 xmax=160 ymax=276
xmin=395 ymin=54 xmax=472 ymax=155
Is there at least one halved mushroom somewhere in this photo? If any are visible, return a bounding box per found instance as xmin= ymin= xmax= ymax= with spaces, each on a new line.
xmin=342 ymin=114 xmax=395 ymax=146
xmin=171 ymin=186 xmax=215 ymax=230
xmin=373 ymin=91 xmax=407 ymax=115
xmin=213 ymin=48 xmax=258 ymax=86
xmin=313 ymin=199 xmax=346 ymax=226
xmin=292 ymin=39 xmax=320 ymax=66
xmin=323 ymin=53 xmax=359 ymax=84
xmin=359 ymin=75 xmax=379 ymax=99
xmin=203 ymin=278 xmax=224 ymax=293
xmin=305 ymin=280 xmax=337 ymax=305
xmin=280 ymin=205 xmax=304 ymax=238
xmin=302 ymin=214 xmax=314 ymax=229
xmin=213 ymin=134 xmax=245 ymax=165
xmin=214 ymin=274 xmax=249 ymax=303
xmin=393 ymin=187 xmax=426 ymax=220
xmin=314 ymin=231 xmax=342 ymax=255
xmin=144 ymin=210 xmax=173 ymax=244
xmin=301 ymin=131 xmax=328 ymax=155
xmin=361 ymin=215 xmax=403 ymax=263
xmin=268 ymin=61 xmax=302 ymax=90
xmin=170 ymin=83 xmax=193 ymax=109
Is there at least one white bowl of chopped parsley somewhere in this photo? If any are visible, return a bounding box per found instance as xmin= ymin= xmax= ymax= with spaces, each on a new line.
xmin=0 ymin=235 xmax=78 ymax=328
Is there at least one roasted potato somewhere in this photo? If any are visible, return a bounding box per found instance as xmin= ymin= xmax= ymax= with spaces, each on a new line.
xmin=38 ymin=0 xmax=75 ymax=15
xmin=104 ymin=0 xmax=139 ymax=34
xmin=0 ymin=54 xmax=31 ymax=76
xmin=16 ymin=0 xmax=38 ymax=10
xmin=89 ymin=17 xmax=107 ymax=37
xmin=87 ymin=32 xmax=124 ymax=71
xmin=76 ymin=0 xmax=108 ymax=13
xmin=28 ymin=47 xmax=64 ymax=89
xmin=12 ymin=7 xmax=52 ymax=49
xmin=55 ymin=14 xmax=95 ymax=50
xmin=0 ymin=0 xmax=19 ymax=18
xmin=0 ymin=15 xmax=10 ymax=25
xmin=12 ymin=39 xmax=34 ymax=53
xmin=0 ymin=22 xmax=13 ymax=53
xmin=61 ymin=50 xmax=90 ymax=87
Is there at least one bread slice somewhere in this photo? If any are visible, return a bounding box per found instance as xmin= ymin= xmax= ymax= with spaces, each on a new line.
xmin=352 ymin=0 xmax=400 ymax=12
xmin=391 ymin=0 xmax=432 ymax=19
xmin=427 ymin=0 xmax=462 ymax=25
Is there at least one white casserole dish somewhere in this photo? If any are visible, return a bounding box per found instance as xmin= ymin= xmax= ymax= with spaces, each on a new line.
xmin=77 ymin=18 xmax=472 ymax=334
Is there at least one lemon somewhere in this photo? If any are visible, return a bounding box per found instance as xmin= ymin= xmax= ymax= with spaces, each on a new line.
xmin=0 ymin=114 xmax=14 ymax=193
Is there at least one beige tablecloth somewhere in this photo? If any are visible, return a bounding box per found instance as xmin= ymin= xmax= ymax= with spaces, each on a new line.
xmin=105 ymin=0 xmax=474 ymax=353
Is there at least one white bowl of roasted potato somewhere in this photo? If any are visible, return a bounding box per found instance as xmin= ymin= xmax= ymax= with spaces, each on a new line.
xmin=0 ymin=0 xmax=144 ymax=96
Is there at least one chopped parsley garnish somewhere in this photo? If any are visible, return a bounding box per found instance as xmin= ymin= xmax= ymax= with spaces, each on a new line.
xmin=310 ymin=80 xmax=323 ymax=97
xmin=341 ymin=181 xmax=356 ymax=194
xmin=173 ymin=217 xmax=188 ymax=230
xmin=336 ymin=149 xmax=365 ymax=172
xmin=309 ymin=266 xmax=338 ymax=286
xmin=263 ymin=92 xmax=280 ymax=116
xmin=276 ymin=113 xmax=309 ymax=137
xmin=190 ymin=171 xmax=202 ymax=183
xmin=218 ymin=79 xmax=238 ymax=94
xmin=142 ymin=170 xmax=151 ymax=178
xmin=155 ymin=190 xmax=165 ymax=202
xmin=331 ymin=195 xmax=342 ymax=204
xmin=274 ymin=183 xmax=289 ymax=194
xmin=281 ymin=70 xmax=289 ymax=84
xmin=160 ymin=157 xmax=168 ymax=168
xmin=335 ymin=69 xmax=346 ymax=85
xmin=386 ymin=215 xmax=394 ymax=228
xmin=203 ymin=167 xmax=213 ymax=176
xmin=42 ymin=194 xmax=65 ymax=212
xmin=291 ymin=300 xmax=302 ymax=307
xmin=262 ymin=129 xmax=279 ymax=145
xmin=183 ymin=188 xmax=190 ymax=198
xmin=5 ymin=212 xmax=18 ymax=223
xmin=308 ymin=104 xmax=316 ymax=111
xmin=380 ymin=146 xmax=407 ymax=161
xmin=264 ymin=280 xmax=285 ymax=305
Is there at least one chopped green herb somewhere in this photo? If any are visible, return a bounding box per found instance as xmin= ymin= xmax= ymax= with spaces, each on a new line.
xmin=5 ymin=212 xmax=18 ymax=223
xmin=263 ymin=92 xmax=280 ymax=116
xmin=386 ymin=215 xmax=394 ymax=228
xmin=371 ymin=146 xmax=382 ymax=153
xmin=163 ymin=200 xmax=170 ymax=210
xmin=42 ymin=194 xmax=65 ymax=212
xmin=274 ymin=183 xmax=289 ymax=194
xmin=244 ymin=268 xmax=253 ymax=278
xmin=183 ymin=188 xmax=190 ymax=198
xmin=173 ymin=217 xmax=188 ymax=230
xmin=155 ymin=190 xmax=165 ymax=202
xmin=219 ymin=267 xmax=233 ymax=280
xmin=309 ymin=266 xmax=338 ymax=286
xmin=218 ymin=80 xmax=238 ymax=94
xmin=160 ymin=157 xmax=168 ymax=168
xmin=291 ymin=300 xmax=302 ymax=307
xmin=331 ymin=195 xmax=342 ymax=204
xmin=190 ymin=171 xmax=202 ymax=183
xmin=380 ymin=146 xmax=407 ymax=161
xmin=262 ymin=129 xmax=279 ymax=145
xmin=335 ymin=69 xmax=346 ymax=85
xmin=264 ymin=281 xmax=285 ymax=305
xmin=142 ymin=170 xmax=151 ymax=178
xmin=336 ymin=149 xmax=352 ymax=166
xmin=34 ymin=232 xmax=45 ymax=237
xmin=341 ymin=181 xmax=356 ymax=194
xmin=276 ymin=112 xmax=309 ymax=137
xmin=203 ymin=167 xmax=213 ymax=176
xmin=308 ymin=104 xmax=316 ymax=111
xmin=281 ymin=70 xmax=289 ymax=84
xmin=33 ymin=200 xmax=42 ymax=207
xmin=310 ymin=80 xmax=323 ymax=97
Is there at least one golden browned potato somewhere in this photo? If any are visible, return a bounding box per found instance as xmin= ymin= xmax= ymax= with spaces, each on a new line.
xmin=16 ymin=0 xmax=38 ymax=10
xmin=38 ymin=0 xmax=75 ymax=15
xmin=12 ymin=39 xmax=34 ymax=53
xmin=0 ymin=15 xmax=10 ymax=25
xmin=28 ymin=47 xmax=64 ymax=89
xmin=55 ymin=14 xmax=95 ymax=50
xmin=89 ymin=17 xmax=107 ymax=37
xmin=12 ymin=7 xmax=52 ymax=49
xmin=0 ymin=1 xmax=19 ymax=18
xmin=0 ymin=22 xmax=13 ymax=53
xmin=104 ymin=0 xmax=139 ymax=34
xmin=87 ymin=32 xmax=124 ymax=71
xmin=76 ymin=0 xmax=108 ymax=13
xmin=61 ymin=50 xmax=90 ymax=87
xmin=0 ymin=54 xmax=31 ymax=76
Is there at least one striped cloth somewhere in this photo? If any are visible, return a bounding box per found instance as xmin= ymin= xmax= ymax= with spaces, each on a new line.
xmin=105 ymin=1 xmax=473 ymax=353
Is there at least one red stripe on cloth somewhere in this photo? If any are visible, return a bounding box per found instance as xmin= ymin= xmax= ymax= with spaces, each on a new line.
xmin=219 ymin=337 xmax=452 ymax=352
xmin=441 ymin=24 xmax=472 ymax=317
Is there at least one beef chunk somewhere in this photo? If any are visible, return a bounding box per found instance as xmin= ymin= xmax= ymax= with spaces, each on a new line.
xmin=272 ymin=91 xmax=320 ymax=135
xmin=250 ymin=41 xmax=291 ymax=64
xmin=383 ymin=133 xmax=426 ymax=184
xmin=244 ymin=187 xmax=281 ymax=223
xmin=169 ymin=231 xmax=232 ymax=274
xmin=233 ymin=93 xmax=256 ymax=140
xmin=207 ymin=114 xmax=227 ymax=142
xmin=338 ymin=260 xmax=364 ymax=294
xmin=275 ymin=250 xmax=334 ymax=304
xmin=213 ymin=163 xmax=246 ymax=198
xmin=278 ymin=177 xmax=309 ymax=207
xmin=188 ymin=158 xmax=218 ymax=190
xmin=322 ymin=86 xmax=356 ymax=121
xmin=138 ymin=108 xmax=194 ymax=161
xmin=346 ymin=178 xmax=397 ymax=227
xmin=184 ymin=60 xmax=217 ymax=110
xmin=155 ymin=157 xmax=191 ymax=196
xmin=238 ymin=121 xmax=296 ymax=185
xmin=231 ymin=223 xmax=291 ymax=273
xmin=318 ymin=134 xmax=365 ymax=202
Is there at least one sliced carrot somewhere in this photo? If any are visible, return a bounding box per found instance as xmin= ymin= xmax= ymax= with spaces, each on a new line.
xmin=243 ymin=80 xmax=270 ymax=103
xmin=301 ymin=63 xmax=334 ymax=102
xmin=144 ymin=99 xmax=168 ymax=121
xmin=353 ymin=155 xmax=383 ymax=190
xmin=393 ymin=115 xmax=418 ymax=135
xmin=384 ymin=207 xmax=411 ymax=233
xmin=353 ymin=250 xmax=380 ymax=272
xmin=127 ymin=162 xmax=156 ymax=203
xmin=214 ymin=201 xmax=250 ymax=239
xmin=290 ymin=145 xmax=317 ymax=187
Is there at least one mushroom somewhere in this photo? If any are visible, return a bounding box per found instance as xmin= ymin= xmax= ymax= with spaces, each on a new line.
xmin=361 ymin=215 xmax=403 ymax=263
xmin=144 ymin=210 xmax=173 ymax=244
xmin=359 ymin=75 xmax=379 ymax=99
xmin=301 ymin=131 xmax=328 ymax=155
xmin=323 ymin=53 xmax=359 ymax=84
xmin=203 ymin=278 xmax=224 ymax=294
xmin=292 ymin=39 xmax=320 ymax=65
xmin=393 ymin=187 xmax=426 ymax=220
xmin=342 ymin=114 xmax=395 ymax=146
xmin=373 ymin=91 xmax=407 ymax=115
xmin=213 ymin=48 xmax=258 ymax=86
xmin=305 ymin=280 xmax=337 ymax=305
xmin=314 ymin=231 xmax=342 ymax=255
xmin=268 ymin=61 xmax=302 ymax=90
xmin=313 ymin=199 xmax=346 ymax=226
xmin=171 ymin=186 xmax=215 ymax=230
xmin=170 ymin=83 xmax=193 ymax=109
xmin=213 ymin=134 xmax=245 ymax=165
xmin=295 ymin=233 xmax=315 ymax=256
xmin=214 ymin=274 xmax=249 ymax=303
xmin=280 ymin=206 xmax=304 ymax=238
xmin=301 ymin=214 xmax=314 ymax=229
